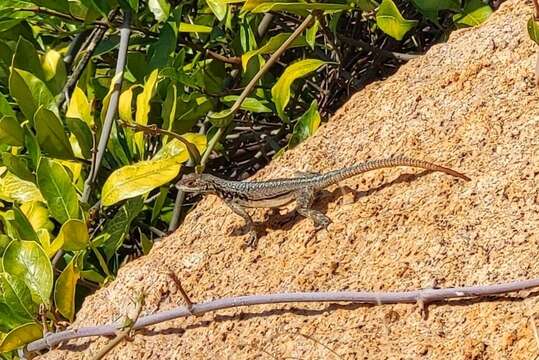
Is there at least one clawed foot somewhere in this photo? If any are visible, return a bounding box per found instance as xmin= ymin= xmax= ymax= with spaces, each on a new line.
xmin=243 ymin=230 xmax=259 ymax=249
xmin=312 ymin=213 xmax=332 ymax=230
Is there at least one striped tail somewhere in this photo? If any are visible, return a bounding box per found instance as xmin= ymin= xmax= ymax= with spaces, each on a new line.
xmin=317 ymin=156 xmax=470 ymax=188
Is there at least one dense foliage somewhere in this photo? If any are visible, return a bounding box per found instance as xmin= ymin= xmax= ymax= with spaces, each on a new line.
xmin=0 ymin=0 xmax=497 ymax=354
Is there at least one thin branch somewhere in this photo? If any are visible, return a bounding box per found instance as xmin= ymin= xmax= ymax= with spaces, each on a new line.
xmin=25 ymin=278 xmax=539 ymax=353
xmin=338 ymin=35 xmax=421 ymax=61
xmin=533 ymin=0 xmax=539 ymax=20
xmin=119 ymin=121 xmax=201 ymax=164
xmin=81 ymin=10 xmax=131 ymax=203
xmin=90 ymin=293 xmax=145 ymax=360
xmin=56 ymin=26 xmax=107 ymax=108
xmin=183 ymin=41 xmax=241 ymax=66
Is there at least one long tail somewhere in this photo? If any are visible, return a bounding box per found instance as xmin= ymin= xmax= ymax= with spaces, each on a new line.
xmin=316 ymin=156 xmax=470 ymax=189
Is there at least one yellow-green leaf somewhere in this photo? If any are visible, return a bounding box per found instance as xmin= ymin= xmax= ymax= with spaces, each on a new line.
xmin=54 ymin=256 xmax=80 ymax=321
xmin=0 ymin=323 xmax=42 ymax=352
xmin=66 ymin=87 xmax=93 ymax=127
xmin=101 ymin=156 xmax=185 ymax=206
xmin=56 ymin=219 xmax=89 ymax=251
xmin=271 ymin=59 xmax=327 ymax=121
xmin=241 ymin=33 xmax=307 ymax=70
xmin=118 ymin=85 xmax=137 ymax=123
xmin=134 ymin=69 xmax=159 ymax=156
xmin=148 ymin=0 xmax=170 ymax=22
xmin=206 ymin=0 xmax=227 ymax=21
xmin=453 ymin=0 xmax=492 ymax=27
xmin=9 ymin=68 xmax=58 ymax=125
xmin=41 ymin=49 xmax=67 ymax=94
xmin=529 ymin=17 xmax=539 ymax=45
xmin=36 ymin=158 xmax=79 ymax=223
xmin=221 ymin=95 xmax=272 ymax=113
xmin=288 ymin=100 xmax=320 ymax=148
xmin=20 ymin=201 xmax=52 ymax=232
xmin=207 ymin=108 xmax=234 ymax=128
xmin=376 ymin=0 xmax=418 ymax=41
xmin=0 ymin=273 xmax=38 ymax=332
xmin=179 ymin=22 xmax=213 ymax=33
xmin=0 ymin=171 xmax=44 ymax=203
xmin=250 ymin=2 xmax=351 ymax=13
xmin=3 ymin=240 xmax=53 ymax=306
xmin=0 ymin=115 xmax=24 ymax=146
xmin=34 ymin=106 xmax=74 ymax=159
xmin=153 ymin=133 xmax=207 ymax=160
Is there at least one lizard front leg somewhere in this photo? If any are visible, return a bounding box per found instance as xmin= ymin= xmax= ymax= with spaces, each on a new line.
xmin=294 ymin=188 xmax=331 ymax=230
xmin=225 ymin=201 xmax=258 ymax=248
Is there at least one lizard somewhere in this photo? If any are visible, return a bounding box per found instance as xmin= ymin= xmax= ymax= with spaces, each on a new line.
xmin=176 ymin=156 xmax=470 ymax=248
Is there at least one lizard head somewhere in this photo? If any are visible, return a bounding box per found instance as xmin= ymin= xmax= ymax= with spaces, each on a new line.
xmin=176 ymin=173 xmax=216 ymax=193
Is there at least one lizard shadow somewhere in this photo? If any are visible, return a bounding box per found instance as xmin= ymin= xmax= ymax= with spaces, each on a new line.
xmin=252 ymin=170 xmax=435 ymax=237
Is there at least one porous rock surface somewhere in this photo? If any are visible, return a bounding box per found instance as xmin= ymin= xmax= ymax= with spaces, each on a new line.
xmin=42 ymin=1 xmax=539 ymax=358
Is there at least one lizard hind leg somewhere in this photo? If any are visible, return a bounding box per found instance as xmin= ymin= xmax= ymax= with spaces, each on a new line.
xmin=294 ymin=188 xmax=331 ymax=230
xmin=225 ymin=201 xmax=258 ymax=248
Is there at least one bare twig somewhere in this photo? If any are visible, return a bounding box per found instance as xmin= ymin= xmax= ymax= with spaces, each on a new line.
xmin=168 ymin=272 xmax=194 ymax=312
xmin=533 ymin=0 xmax=539 ymax=20
xmin=183 ymin=41 xmax=241 ymax=65
xmin=90 ymin=292 xmax=145 ymax=360
xmin=81 ymin=10 xmax=131 ymax=203
xmin=56 ymin=26 xmax=107 ymax=108
xmin=119 ymin=121 xmax=201 ymax=163
xmin=25 ymin=278 xmax=539 ymax=353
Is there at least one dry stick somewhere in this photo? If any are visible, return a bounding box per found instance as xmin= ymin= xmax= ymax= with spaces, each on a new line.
xmin=81 ymin=11 xmax=131 ymax=203
xmin=90 ymin=293 xmax=145 ymax=360
xmin=25 ymin=278 xmax=539 ymax=353
xmin=119 ymin=121 xmax=201 ymax=163
xmin=167 ymin=14 xmax=317 ymax=231
xmin=56 ymin=26 xmax=106 ymax=108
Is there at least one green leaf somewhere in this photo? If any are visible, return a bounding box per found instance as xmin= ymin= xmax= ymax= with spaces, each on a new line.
xmin=36 ymin=158 xmax=79 ymax=223
xmin=150 ymin=187 xmax=167 ymax=223
xmin=306 ymin=19 xmax=319 ymax=49
xmin=207 ymin=108 xmax=234 ymax=128
xmin=0 ymin=171 xmax=44 ymax=204
xmin=101 ymin=156 xmax=185 ymax=206
xmin=1 ymin=152 xmax=33 ymax=182
xmin=148 ymin=22 xmax=177 ymax=70
xmin=0 ymin=273 xmax=38 ymax=332
xmin=9 ymin=68 xmax=58 ymax=124
xmin=101 ymin=197 xmax=144 ymax=259
xmin=55 ymin=219 xmax=89 ymax=251
xmin=118 ymin=85 xmax=137 ymax=123
xmin=20 ymin=201 xmax=52 ymax=232
xmin=0 ymin=92 xmax=16 ymax=117
xmin=206 ymin=0 xmax=227 ymax=21
xmin=241 ymin=33 xmax=307 ymax=70
xmin=376 ymin=0 xmax=418 ymax=41
xmin=54 ymin=255 xmax=80 ymax=321
xmin=148 ymin=0 xmax=170 ymax=22
xmin=271 ymin=58 xmax=327 ymax=121
xmin=11 ymin=205 xmax=38 ymax=242
xmin=66 ymin=87 xmax=93 ymax=127
xmin=134 ymin=69 xmax=159 ymax=156
xmin=34 ymin=106 xmax=74 ymax=159
xmin=529 ymin=17 xmax=539 ymax=45
xmin=411 ymin=0 xmax=459 ymax=22
xmin=0 ymin=116 xmax=24 ymax=146
xmin=0 ymin=322 xmax=42 ymax=352
xmin=12 ymin=37 xmax=45 ymax=82
xmin=41 ymin=49 xmax=67 ymax=95
xmin=357 ymin=0 xmax=376 ymax=11
xmin=288 ymin=100 xmax=321 ymax=149
xmin=170 ymin=93 xmax=213 ymax=134
xmin=221 ymin=95 xmax=272 ymax=113
xmin=178 ymin=22 xmax=213 ymax=33
xmin=453 ymin=0 xmax=492 ymax=27
xmin=140 ymin=230 xmax=153 ymax=255
xmin=3 ymin=240 xmax=53 ymax=306
xmin=66 ymin=117 xmax=93 ymax=159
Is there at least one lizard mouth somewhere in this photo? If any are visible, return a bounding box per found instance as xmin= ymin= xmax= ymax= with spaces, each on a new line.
xmin=175 ymin=184 xmax=203 ymax=193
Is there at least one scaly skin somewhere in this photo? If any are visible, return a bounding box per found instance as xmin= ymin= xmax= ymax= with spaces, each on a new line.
xmin=176 ymin=156 xmax=470 ymax=248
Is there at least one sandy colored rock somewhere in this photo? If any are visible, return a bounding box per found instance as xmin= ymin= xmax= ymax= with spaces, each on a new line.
xmin=41 ymin=1 xmax=539 ymax=359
